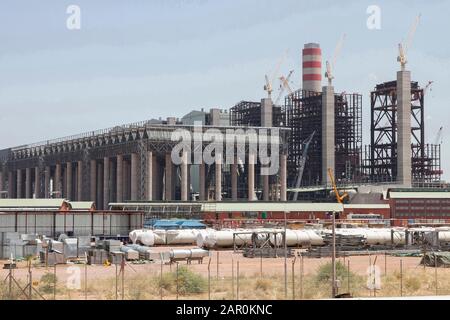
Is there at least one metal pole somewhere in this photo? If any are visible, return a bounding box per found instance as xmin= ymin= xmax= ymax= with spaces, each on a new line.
xmin=400 ymin=259 xmax=403 ymax=297
xmin=237 ymin=261 xmax=240 ymax=300
xmin=347 ymin=260 xmax=350 ymax=294
xmin=85 ymin=255 xmax=87 ymax=300
xmin=300 ymin=254 xmax=303 ymax=299
xmin=208 ymin=258 xmax=211 ymax=300
xmin=231 ymin=258 xmax=235 ymax=300
xmin=284 ymin=210 xmax=288 ymax=299
xmin=28 ymin=260 xmax=32 ymax=300
xmin=121 ymin=256 xmax=125 ymax=300
xmin=176 ymin=262 xmax=179 ymax=300
xmin=384 ymin=252 xmax=387 ymax=276
xmin=216 ymin=251 xmax=219 ymax=280
xmin=331 ymin=211 xmax=337 ymax=298
xmin=53 ymin=264 xmax=56 ymax=300
xmin=260 ymin=250 xmax=263 ymax=278
xmin=115 ymin=263 xmax=118 ymax=300
xmin=435 ymin=253 xmax=438 ymax=295
xmin=292 ymin=257 xmax=296 ymax=300
xmin=160 ymin=253 xmax=163 ymax=300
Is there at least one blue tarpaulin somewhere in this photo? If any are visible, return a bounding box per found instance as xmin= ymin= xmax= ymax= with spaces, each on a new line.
xmin=145 ymin=219 xmax=206 ymax=230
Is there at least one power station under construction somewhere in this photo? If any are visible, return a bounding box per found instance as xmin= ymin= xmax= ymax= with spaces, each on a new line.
xmin=0 ymin=15 xmax=449 ymax=269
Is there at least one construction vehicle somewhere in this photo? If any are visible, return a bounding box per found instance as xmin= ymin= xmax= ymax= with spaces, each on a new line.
xmin=292 ymin=131 xmax=315 ymax=201
xmin=397 ymin=14 xmax=421 ymax=71
xmin=327 ymin=168 xmax=348 ymax=204
xmin=325 ymin=34 xmax=346 ymax=86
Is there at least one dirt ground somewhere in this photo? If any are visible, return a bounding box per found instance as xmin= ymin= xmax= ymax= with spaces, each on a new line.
xmin=0 ymin=245 xmax=424 ymax=283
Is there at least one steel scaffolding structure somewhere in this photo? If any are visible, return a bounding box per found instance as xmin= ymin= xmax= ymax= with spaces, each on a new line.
xmin=284 ymin=90 xmax=363 ymax=187
xmin=230 ymin=100 xmax=285 ymax=127
xmin=364 ymin=80 xmax=442 ymax=184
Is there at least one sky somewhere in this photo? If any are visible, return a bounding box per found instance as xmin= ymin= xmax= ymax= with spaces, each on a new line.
xmin=0 ymin=0 xmax=449 ymax=180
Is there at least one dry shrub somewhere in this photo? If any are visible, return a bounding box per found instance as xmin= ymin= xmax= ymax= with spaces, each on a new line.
xmin=254 ymin=278 xmax=272 ymax=292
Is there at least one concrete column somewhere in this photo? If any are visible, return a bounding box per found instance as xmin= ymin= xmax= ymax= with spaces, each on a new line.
xmin=261 ymin=98 xmax=273 ymax=127
xmin=66 ymin=162 xmax=72 ymax=200
xmin=8 ymin=171 xmax=13 ymax=198
xmin=263 ymin=170 xmax=270 ymax=201
xmin=322 ymin=85 xmax=335 ymax=186
xmin=397 ymin=70 xmax=412 ymax=187
xmin=55 ymin=163 xmax=62 ymax=196
xmin=248 ymin=153 xmax=255 ymax=201
xmin=16 ymin=169 xmax=22 ymax=198
xmin=130 ymin=153 xmax=138 ymax=201
xmin=77 ymin=161 xmax=83 ymax=201
xmin=215 ymin=154 xmax=222 ymax=201
xmin=103 ymin=157 xmax=110 ymax=209
xmin=146 ymin=151 xmax=153 ymax=201
xmin=165 ymin=153 xmax=173 ymax=201
xmin=181 ymin=151 xmax=188 ymax=201
xmin=0 ymin=170 xmax=3 ymax=194
xmin=280 ymin=153 xmax=287 ymax=201
xmin=44 ymin=166 xmax=50 ymax=198
xmin=152 ymin=156 xmax=162 ymax=200
xmin=96 ymin=163 xmax=103 ymax=209
xmin=25 ymin=168 xmax=31 ymax=198
xmin=90 ymin=160 xmax=96 ymax=202
xmin=123 ymin=160 xmax=129 ymax=200
xmin=116 ymin=155 xmax=123 ymax=202
xmin=34 ymin=167 xmax=40 ymax=198
xmin=199 ymin=162 xmax=206 ymax=201
xmin=231 ymin=160 xmax=238 ymax=201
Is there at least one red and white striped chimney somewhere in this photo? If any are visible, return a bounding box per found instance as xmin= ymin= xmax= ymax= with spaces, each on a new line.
xmin=302 ymin=43 xmax=322 ymax=92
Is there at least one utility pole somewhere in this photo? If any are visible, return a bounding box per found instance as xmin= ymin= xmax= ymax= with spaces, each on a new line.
xmin=331 ymin=210 xmax=337 ymax=298
xmin=284 ymin=210 xmax=288 ymax=299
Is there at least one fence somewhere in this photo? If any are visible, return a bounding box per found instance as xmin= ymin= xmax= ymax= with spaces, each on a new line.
xmin=1 ymin=250 xmax=450 ymax=300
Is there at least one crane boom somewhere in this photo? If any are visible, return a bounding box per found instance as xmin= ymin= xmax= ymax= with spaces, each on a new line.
xmin=398 ymin=14 xmax=421 ymax=70
xmin=274 ymin=70 xmax=294 ymax=105
xmin=292 ymin=131 xmax=315 ymax=201
xmin=327 ymin=168 xmax=348 ymax=204
xmin=325 ymin=34 xmax=346 ymax=86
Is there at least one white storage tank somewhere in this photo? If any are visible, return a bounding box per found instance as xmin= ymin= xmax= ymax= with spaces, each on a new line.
xmin=166 ymin=229 xmax=198 ymax=245
xmin=137 ymin=230 xmax=155 ymax=246
xmin=153 ymin=229 xmax=167 ymax=245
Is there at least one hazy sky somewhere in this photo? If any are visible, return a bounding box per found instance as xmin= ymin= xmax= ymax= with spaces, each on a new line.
xmin=0 ymin=0 xmax=449 ymax=180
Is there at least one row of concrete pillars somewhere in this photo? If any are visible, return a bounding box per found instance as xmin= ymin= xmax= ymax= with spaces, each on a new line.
xmin=0 ymin=152 xmax=287 ymax=208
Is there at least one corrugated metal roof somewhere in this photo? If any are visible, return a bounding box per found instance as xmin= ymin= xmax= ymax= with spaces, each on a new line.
xmin=109 ymin=202 xmax=343 ymax=212
xmin=201 ymin=202 xmax=343 ymax=212
xmin=344 ymin=204 xmax=390 ymax=209
xmin=0 ymin=198 xmax=65 ymax=209
xmin=69 ymin=201 xmax=95 ymax=210
xmin=389 ymin=192 xmax=450 ymax=199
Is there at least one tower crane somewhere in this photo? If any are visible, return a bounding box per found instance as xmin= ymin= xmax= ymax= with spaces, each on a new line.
xmin=292 ymin=131 xmax=315 ymax=201
xmin=274 ymin=70 xmax=294 ymax=105
xmin=434 ymin=126 xmax=443 ymax=145
xmin=325 ymin=33 xmax=346 ymax=86
xmin=264 ymin=49 xmax=289 ymax=100
xmin=424 ymin=81 xmax=433 ymax=95
xmin=327 ymin=168 xmax=348 ymax=204
xmin=397 ymin=14 xmax=421 ymax=71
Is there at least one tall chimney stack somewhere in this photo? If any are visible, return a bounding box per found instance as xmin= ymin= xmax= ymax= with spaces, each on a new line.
xmin=302 ymin=43 xmax=322 ymax=92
